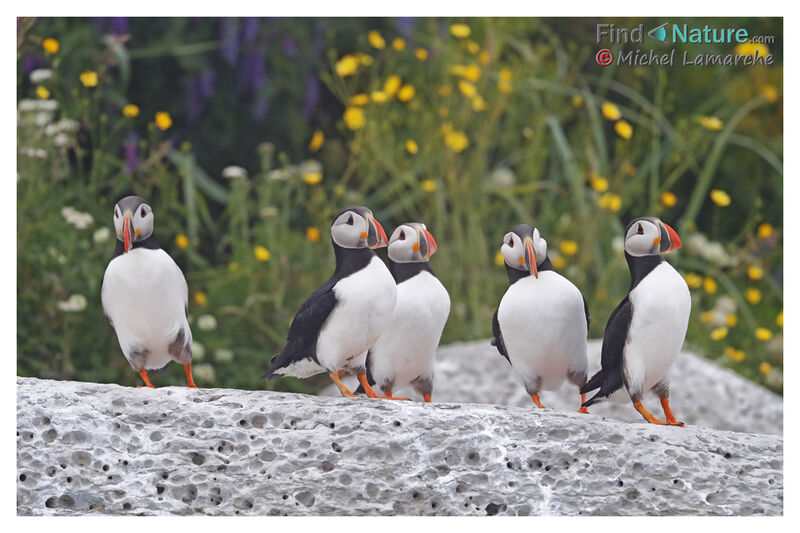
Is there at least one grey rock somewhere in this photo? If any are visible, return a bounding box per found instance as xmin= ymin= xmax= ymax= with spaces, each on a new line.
xmin=17 ymin=376 xmax=782 ymax=516
xmin=325 ymin=340 xmax=783 ymax=436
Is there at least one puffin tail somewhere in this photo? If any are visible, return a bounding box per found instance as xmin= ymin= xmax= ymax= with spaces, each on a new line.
xmin=261 ymin=353 xmax=285 ymax=381
xmin=580 ymin=368 xmax=623 ymax=408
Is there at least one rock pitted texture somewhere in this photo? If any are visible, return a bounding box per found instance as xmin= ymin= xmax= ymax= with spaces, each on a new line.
xmin=325 ymin=340 xmax=783 ymax=435
xmin=18 ymin=376 xmax=782 ymax=516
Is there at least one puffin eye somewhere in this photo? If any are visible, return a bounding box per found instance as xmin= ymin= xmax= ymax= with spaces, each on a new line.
xmin=141 ymin=207 xmax=147 ymax=217
xmin=114 ymin=210 xmax=119 ymax=219
xmin=508 ymin=238 xmax=514 ymax=248
xmin=346 ymin=214 xmax=354 ymax=225
xmin=637 ymin=223 xmax=644 ymax=235
xmin=399 ymin=231 xmax=406 ymax=240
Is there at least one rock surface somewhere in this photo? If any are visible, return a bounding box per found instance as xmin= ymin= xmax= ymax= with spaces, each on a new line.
xmin=17 ymin=376 xmax=782 ymax=516
xmin=325 ymin=340 xmax=783 ymax=436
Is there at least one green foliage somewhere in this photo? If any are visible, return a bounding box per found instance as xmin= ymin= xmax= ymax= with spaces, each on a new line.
xmin=17 ymin=17 xmax=783 ymax=393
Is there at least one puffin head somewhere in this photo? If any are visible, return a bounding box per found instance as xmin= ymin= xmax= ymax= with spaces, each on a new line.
xmin=501 ymin=224 xmax=548 ymax=278
xmin=387 ymin=222 xmax=438 ymax=263
xmin=330 ymin=206 xmax=389 ymax=249
xmin=113 ymin=196 xmax=154 ymax=253
xmin=624 ymin=217 xmax=682 ymax=257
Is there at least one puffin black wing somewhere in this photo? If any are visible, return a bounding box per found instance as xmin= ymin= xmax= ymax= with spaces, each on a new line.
xmin=581 ymin=296 xmax=633 ymax=407
xmin=582 ymin=295 xmax=591 ymax=329
xmin=490 ymin=308 xmax=510 ymax=363
xmin=262 ymin=279 xmax=338 ymax=380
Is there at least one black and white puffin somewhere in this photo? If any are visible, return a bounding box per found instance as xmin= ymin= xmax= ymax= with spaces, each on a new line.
xmin=358 ymin=223 xmax=450 ymax=401
xmin=581 ymin=217 xmax=689 ymax=426
xmin=101 ymin=196 xmax=195 ymax=388
xmin=491 ymin=224 xmax=590 ymax=411
xmin=263 ymin=206 xmax=399 ymax=399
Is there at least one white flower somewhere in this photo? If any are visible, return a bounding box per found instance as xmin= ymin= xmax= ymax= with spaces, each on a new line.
xmin=57 ymin=294 xmax=87 ymax=312
xmin=715 ymin=296 xmax=737 ymax=315
xmin=489 ymin=167 xmax=516 ymax=188
xmin=192 ymin=363 xmax=216 ymax=382
xmin=192 ymin=342 xmax=205 ymax=361
xmin=61 ymin=207 xmax=94 ymax=229
xmin=34 ymin=111 xmax=54 ymax=127
xmin=18 ymin=99 xmax=58 ymax=112
xmin=53 ymin=133 xmax=70 ymax=147
xmin=267 ymin=169 xmax=290 ymax=181
xmin=685 ymin=233 xmax=708 ymax=257
xmin=93 ymin=227 xmax=111 ymax=243
xmin=222 ymin=166 xmax=248 ymax=179
xmin=611 ymin=236 xmax=625 ymax=255
xmin=214 ymin=349 xmax=234 ymax=363
xmin=259 ymin=206 xmax=279 ymax=218
xmin=30 ymin=69 xmax=53 ymax=84
xmin=197 ymin=314 xmax=218 ymax=331
xmin=19 ymin=147 xmax=47 ymax=159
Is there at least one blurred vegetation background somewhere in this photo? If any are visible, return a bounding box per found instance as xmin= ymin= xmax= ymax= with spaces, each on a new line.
xmin=17 ymin=17 xmax=782 ymax=394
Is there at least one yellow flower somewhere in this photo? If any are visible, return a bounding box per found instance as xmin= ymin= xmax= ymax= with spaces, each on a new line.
xmin=174 ymin=234 xmax=189 ymax=249
xmin=572 ymin=95 xmax=584 ymax=107
xmin=703 ymin=277 xmax=718 ymax=294
xmin=745 ymin=288 xmax=762 ymax=305
xmin=755 ymin=327 xmax=773 ymax=341
xmin=335 ymin=54 xmax=360 ymax=77
xmin=397 ymin=84 xmax=415 ymax=102
xmin=498 ymin=67 xmax=512 ymax=94
xmin=601 ymin=101 xmax=621 ymax=121
xmin=710 ymin=189 xmax=731 ymax=207
xmin=350 ymin=93 xmax=369 ymax=107
xmin=735 ymin=42 xmax=769 ymax=57
xmin=308 ymin=130 xmax=324 ymax=152
xmin=80 ymin=70 xmax=99 ymax=88
xmin=699 ymin=310 xmax=715 ymax=324
xmin=193 ymin=291 xmax=208 ymax=307
xmin=450 ymin=64 xmax=481 ymax=82
xmin=368 ymin=30 xmax=386 ymax=49
xmin=661 ymin=191 xmax=677 ymax=207
xmin=438 ymin=85 xmax=452 ymax=97
xmin=495 ymin=250 xmax=505 ymax=266
xmin=560 ymin=241 xmax=578 ymax=256
xmin=458 ymin=80 xmax=477 ymax=98
xmin=306 ymin=227 xmax=321 ymax=242
xmin=615 ymin=120 xmax=633 ymax=139
xmin=254 ymin=245 xmax=271 ymax=262
xmin=155 ymin=111 xmax=172 ymax=131
xmin=761 ymin=84 xmax=779 ymax=103
xmin=776 ymin=310 xmax=783 ymax=328
xmin=392 ymin=37 xmax=406 ymax=50
xmin=343 ymin=107 xmax=365 ymax=130
xmin=421 ymin=179 xmax=437 ymax=192
xmin=724 ymin=347 xmax=746 ymax=362
xmin=552 ymin=255 xmax=566 ymax=269
xmin=684 ymin=273 xmax=703 ymax=289
xmin=405 ymin=139 xmax=419 ymax=154
xmin=43 ymin=38 xmax=59 ymax=54
xmin=228 ymin=262 xmax=239 ymax=271
xmin=302 ymin=172 xmax=323 ymax=186
xmin=383 ymin=75 xmax=402 ymax=98
xmin=747 ymin=265 xmax=764 ymax=280
xmin=355 ymin=53 xmax=373 ymax=66
xmin=371 ymin=91 xmax=388 ymax=104
xmin=758 ymin=361 xmax=772 ymax=375
xmin=450 ymin=23 xmax=471 ymax=38
xmin=726 ymin=314 xmax=738 ymax=327
xmin=415 ymin=48 xmax=428 ymax=61
xmin=589 ymin=173 xmax=609 ymax=192
xmin=710 ymin=327 xmax=728 ymax=341
xmin=478 ymin=50 xmax=490 ymax=65
xmin=122 ymin=104 xmax=140 ymax=118
xmin=700 ymin=116 xmax=724 ymax=131
xmin=757 ymin=223 xmax=774 ymax=239
xmin=444 ymin=130 xmax=469 ymax=153
xmin=35 ymin=86 xmax=50 ymax=99
xmin=597 ymin=193 xmax=622 ymax=212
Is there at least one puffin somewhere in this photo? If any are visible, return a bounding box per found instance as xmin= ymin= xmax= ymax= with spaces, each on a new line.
xmin=356 ymin=223 xmax=450 ymax=401
xmin=101 ymin=196 xmax=196 ymax=388
xmin=491 ymin=224 xmax=590 ymax=411
xmin=581 ymin=217 xmax=689 ymax=425
xmin=263 ymin=206 xmax=400 ymax=399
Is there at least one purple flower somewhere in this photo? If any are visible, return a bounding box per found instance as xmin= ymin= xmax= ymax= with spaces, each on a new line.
xmin=186 ymin=69 xmax=216 ymax=124
xmin=238 ymin=51 xmax=267 ymax=92
xmin=22 ymin=54 xmax=46 ymax=75
xmin=252 ymin=97 xmax=270 ymax=120
xmin=123 ymin=134 xmax=138 ymax=174
xmin=110 ymin=17 xmax=128 ymax=36
xmin=282 ymin=35 xmax=298 ymax=58
xmin=220 ymin=18 xmax=240 ymax=66
xmin=242 ymin=17 xmax=259 ymax=43
xmin=301 ymin=75 xmax=320 ymax=119
xmin=394 ymin=17 xmax=416 ymax=37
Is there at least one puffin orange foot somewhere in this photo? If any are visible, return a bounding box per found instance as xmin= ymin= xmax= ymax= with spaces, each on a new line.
xmin=357 ymin=375 xmax=408 ymax=400
xmin=138 ymin=370 xmax=155 ymax=388
xmin=330 ymin=372 xmax=357 ymax=398
xmin=531 ymin=394 xmax=546 ymax=409
xmin=577 ymin=406 xmax=589 ymax=414
xmin=578 ymin=391 xmax=589 ymax=413
xmin=184 ymin=364 xmax=197 ymax=388
xmin=633 ymin=401 xmax=667 ymax=425
xmin=660 ymin=398 xmax=685 ymax=427
xmin=423 ymin=394 xmax=432 ymax=403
